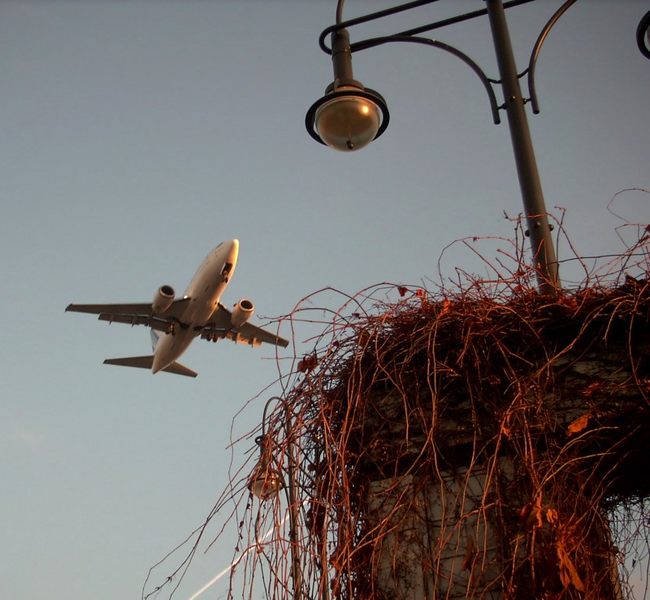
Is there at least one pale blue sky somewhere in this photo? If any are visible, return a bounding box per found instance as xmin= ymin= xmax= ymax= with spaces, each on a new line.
xmin=1 ymin=1 xmax=648 ymax=598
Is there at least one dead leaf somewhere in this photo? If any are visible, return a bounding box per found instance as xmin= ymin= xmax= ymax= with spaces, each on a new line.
xmin=567 ymin=413 xmax=590 ymax=436
xmin=519 ymin=495 xmax=544 ymax=530
xmin=439 ymin=299 xmax=453 ymax=317
xmin=297 ymin=353 xmax=318 ymax=373
xmin=545 ymin=508 xmax=559 ymax=525
xmin=581 ymin=382 xmax=601 ymax=398
xmin=556 ymin=541 xmax=585 ymax=592
xmin=461 ymin=537 xmax=475 ymax=572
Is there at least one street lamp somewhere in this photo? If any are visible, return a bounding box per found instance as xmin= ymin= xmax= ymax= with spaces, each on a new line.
xmin=248 ymin=396 xmax=303 ymax=600
xmin=248 ymin=433 xmax=284 ymax=500
xmin=305 ymin=28 xmax=389 ymax=151
xmin=305 ymin=0 xmax=577 ymax=295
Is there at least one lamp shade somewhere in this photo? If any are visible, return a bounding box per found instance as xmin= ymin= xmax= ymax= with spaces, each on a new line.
xmin=306 ymin=86 xmax=389 ymax=151
xmin=315 ymin=89 xmax=382 ymax=151
xmin=249 ymin=468 xmax=284 ymax=500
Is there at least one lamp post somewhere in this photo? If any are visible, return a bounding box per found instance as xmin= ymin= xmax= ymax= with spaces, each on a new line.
xmin=485 ymin=0 xmax=558 ymax=293
xmin=248 ymin=396 xmax=303 ymax=600
xmin=305 ymin=0 xmax=575 ymax=295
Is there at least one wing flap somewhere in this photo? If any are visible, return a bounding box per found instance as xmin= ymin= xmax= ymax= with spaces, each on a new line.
xmin=200 ymin=329 xmax=263 ymax=347
xmin=98 ymin=313 xmax=174 ymax=333
xmin=239 ymin=321 xmax=289 ymax=348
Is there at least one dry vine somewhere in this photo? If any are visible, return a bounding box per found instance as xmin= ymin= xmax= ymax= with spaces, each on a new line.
xmin=144 ymin=209 xmax=650 ymax=600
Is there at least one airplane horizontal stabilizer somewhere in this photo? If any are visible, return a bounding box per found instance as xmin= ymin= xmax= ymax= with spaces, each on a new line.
xmin=161 ymin=361 xmax=198 ymax=378
xmin=103 ymin=355 xmax=198 ymax=378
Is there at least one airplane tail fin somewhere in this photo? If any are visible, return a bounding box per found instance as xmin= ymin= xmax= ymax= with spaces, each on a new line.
xmin=103 ymin=355 xmax=198 ymax=378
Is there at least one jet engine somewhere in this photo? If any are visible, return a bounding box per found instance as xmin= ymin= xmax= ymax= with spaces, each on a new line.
xmin=231 ymin=298 xmax=254 ymax=329
xmin=152 ymin=285 xmax=175 ymax=313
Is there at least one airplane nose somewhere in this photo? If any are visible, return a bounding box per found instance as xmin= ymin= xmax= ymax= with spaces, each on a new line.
xmin=229 ymin=239 xmax=239 ymax=262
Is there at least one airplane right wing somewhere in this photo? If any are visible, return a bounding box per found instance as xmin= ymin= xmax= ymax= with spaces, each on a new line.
xmin=66 ymin=298 xmax=192 ymax=332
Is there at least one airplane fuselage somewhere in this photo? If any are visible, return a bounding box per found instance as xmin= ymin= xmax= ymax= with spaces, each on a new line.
xmin=152 ymin=239 xmax=239 ymax=373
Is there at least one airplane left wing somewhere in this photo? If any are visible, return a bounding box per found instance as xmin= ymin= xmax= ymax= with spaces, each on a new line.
xmin=200 ymin=304 xmax=289 ymax=348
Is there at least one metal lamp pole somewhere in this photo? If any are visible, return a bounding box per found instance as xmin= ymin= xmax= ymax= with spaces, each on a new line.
xmin=486 ymin=0 xmax=558 ymax=294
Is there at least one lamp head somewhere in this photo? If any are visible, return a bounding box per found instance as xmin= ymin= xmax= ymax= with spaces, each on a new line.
xmin=305 ymin=27 xmax=389 ymax=151
xmin=248 ymin=467 xmax=285 ymax=500
xmin=248 ymin=433 xmax=285 ymax=500
xmin=306 ymin=82 xmax=389 ymax=151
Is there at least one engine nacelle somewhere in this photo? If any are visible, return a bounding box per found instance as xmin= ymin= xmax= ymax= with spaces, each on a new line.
xmin=231 ymin=298 xmax=254 ymax=329
xmin=152 ymin=285 xmax=175 ymax=314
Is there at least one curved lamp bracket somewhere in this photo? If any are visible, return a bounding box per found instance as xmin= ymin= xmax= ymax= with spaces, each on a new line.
xmin=315 ymin=0 xmax=579 ymax=126
xmin=638 ymin=10 xmax=650 ymax=59
xmin=526 ymin=0 xmax=577 ymax=114
xmin=355 ymin=35 xmax=501 ymax=125
xmin=318 ymin=0 xmax=538 ymax=56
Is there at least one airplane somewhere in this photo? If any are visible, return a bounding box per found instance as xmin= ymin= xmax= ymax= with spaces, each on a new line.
xmin=66 ymin=239 xmax=289 ymax=378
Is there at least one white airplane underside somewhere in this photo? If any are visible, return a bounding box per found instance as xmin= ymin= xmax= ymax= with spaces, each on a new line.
xmin=66 ymin=240 xmax=289 ymax=378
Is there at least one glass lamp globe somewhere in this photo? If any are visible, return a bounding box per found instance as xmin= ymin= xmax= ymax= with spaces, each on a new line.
xmin=315 ymin=88 xmax=383 ymax=151
xmin=249 ymin=469 xmax=284 ymax=500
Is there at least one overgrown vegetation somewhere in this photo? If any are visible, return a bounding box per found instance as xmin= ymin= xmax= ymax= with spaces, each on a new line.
xmin=145 ymin=210 xmax=650 ymax=600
